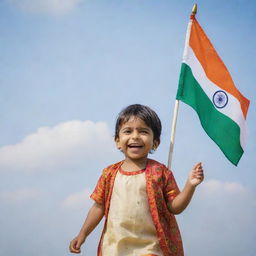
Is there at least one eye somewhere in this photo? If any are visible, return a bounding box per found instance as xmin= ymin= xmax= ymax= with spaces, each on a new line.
xmin=123 ymin=129 xmax=131 ymax=134
xmin=140 ymin=130 xmax=149 ymax=134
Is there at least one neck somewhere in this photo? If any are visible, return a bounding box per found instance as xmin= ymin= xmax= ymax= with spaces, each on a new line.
xmin=121 ymin=157 xmax=148 ymax=172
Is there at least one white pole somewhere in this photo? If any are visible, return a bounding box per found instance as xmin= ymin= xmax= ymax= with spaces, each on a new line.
xmin=167 ymin=99 xmax=180 ymax=169
xmin=167 ymin=4 xmax=197 ymax=170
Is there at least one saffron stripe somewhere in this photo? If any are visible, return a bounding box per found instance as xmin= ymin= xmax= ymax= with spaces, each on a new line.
xmin=189 ymin=17 xmax=250 ymax=118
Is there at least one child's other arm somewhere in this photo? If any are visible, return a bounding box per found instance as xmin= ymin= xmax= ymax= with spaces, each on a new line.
xmin=169 ymin=163 xmax=204 ymax=214
xmin=69 ymin=202 xmax=104 ymax=254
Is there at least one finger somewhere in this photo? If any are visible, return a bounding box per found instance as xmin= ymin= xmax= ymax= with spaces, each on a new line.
xmin=193 ymin=169 xmax=203 ymax=177
xmin=70 ymin=241 xmax=80 ymax=253
xmin=196 ymin=169 xmax=204 ymax=174
xmin=196 ymin=167 xmax=203 ymax=174
xmin=195 ymin=169 xmax=204 ymax=174
xmin=70 ymin=247 xmax=80 ymax=254
xmin=194 ymin=168 xmax=204 ymax=175
xmin=69 ymin=242 xmax=75 ymax=252
xmin=197 ymin=173 xmax=204 ymax=180
xmin=193 ymin=162 xmax=202 ymax=169
xmin=75 ymin=241 xmax=82 ymax=250
xmin=196 ymin=173 xmax=204 ymax=178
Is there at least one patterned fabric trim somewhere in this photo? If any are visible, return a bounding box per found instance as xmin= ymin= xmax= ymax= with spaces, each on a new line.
xmin=142 ymin=254 xmax=160 ymax=256
xmin=119 ymin=167 xmax=146 ymax=176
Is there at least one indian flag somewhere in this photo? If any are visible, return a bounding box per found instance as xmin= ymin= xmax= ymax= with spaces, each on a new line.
xmin=176 ymin=15 xmax=250 ymax=166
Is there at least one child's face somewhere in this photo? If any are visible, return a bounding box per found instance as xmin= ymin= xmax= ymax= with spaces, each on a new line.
xmin=115 ymin=116 xmax=159 ymax=162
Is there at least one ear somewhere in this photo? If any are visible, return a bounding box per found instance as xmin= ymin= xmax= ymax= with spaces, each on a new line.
xmin=152 ymin=140 xmax=160 ymax=150
xmin=115 ymin=137 xmax=121 ymax=150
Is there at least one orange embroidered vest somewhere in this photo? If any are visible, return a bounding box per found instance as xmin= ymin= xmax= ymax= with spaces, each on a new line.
xmin=90 ymin=159 xmax=184 ymax=256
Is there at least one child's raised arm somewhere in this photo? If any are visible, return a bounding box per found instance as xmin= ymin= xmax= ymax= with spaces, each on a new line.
xmin=169 ymin=163 xmax=204 ymax=214
xmin=69 ymin=202 xmax=104 ymax=254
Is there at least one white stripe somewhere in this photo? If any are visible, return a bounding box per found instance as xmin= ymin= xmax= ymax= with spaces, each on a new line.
xmin=183 ymin=46 xmax=247 ymax=150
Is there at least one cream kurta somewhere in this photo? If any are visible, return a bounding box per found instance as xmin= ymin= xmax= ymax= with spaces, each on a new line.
xmin=101 ymin=168 xmax=162 ymax=256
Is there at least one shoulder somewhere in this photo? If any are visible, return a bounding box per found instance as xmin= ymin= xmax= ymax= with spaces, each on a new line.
xmin=147 ymin=159 xmax=174 ymax=179
xmin=147 ymin=159 xmax=170 ymax=172
xmin=102 ymin=161 xmax=123 ymax=178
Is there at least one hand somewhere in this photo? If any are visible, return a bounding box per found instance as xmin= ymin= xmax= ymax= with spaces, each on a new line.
xmin=69 ymin=235 xmax=86 ymax=254
xmin=188 ymin=162 xmax=204 ymax=187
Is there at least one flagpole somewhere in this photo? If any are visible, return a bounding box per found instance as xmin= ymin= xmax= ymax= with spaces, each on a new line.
xmin=167 ymin=100 xmax=180 ymax=169
xmin=167 ymin=4 xmax=197 ymax=170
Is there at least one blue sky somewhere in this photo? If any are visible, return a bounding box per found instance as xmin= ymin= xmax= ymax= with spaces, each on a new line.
xmin=0 ymin=0 xmax=255 ymax=255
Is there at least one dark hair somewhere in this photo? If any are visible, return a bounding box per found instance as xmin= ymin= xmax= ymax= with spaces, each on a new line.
xmin=115 ymin=104 xmax=162 ymax=144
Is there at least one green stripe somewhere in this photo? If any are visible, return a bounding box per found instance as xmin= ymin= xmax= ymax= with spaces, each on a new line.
xmin=176 ymin=63 xmax=243 ymax=166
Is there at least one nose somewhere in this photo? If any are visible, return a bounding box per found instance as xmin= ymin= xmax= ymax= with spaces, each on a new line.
xmin=131 ymin=130 xmax=139 ymax=139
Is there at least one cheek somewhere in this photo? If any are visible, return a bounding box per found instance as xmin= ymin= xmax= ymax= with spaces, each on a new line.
xmin=118 ymin=136 xmax=128 ymax=145
xmin=144 ymin=137 xmax=154 ymax=147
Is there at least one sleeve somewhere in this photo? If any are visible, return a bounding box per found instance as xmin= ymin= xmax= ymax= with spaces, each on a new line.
xmin=90 ymin=170 xmax=106 ymax=206
xmin=164 ymin=169 xmax=180 ymax=203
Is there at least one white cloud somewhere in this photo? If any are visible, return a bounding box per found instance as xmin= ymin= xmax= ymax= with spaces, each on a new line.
xmin=0 ymin=120 xmax=117 ymax=172
xmin=8 ymin=0 xmax=83 ymax=16
xmin=62 ymin=188 xmax=92 ymax=210
xmin=200 ymin=179 xmax=248 ymax=195
xmin=1 ymin=188 xmax=41 ymax=203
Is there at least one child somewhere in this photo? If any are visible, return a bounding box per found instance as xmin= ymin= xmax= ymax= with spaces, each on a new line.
xmin=69 ymin=104 xmax=204 ymax=256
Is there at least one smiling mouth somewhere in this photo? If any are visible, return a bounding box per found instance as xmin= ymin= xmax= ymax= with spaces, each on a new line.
xmin=128 ymin=145 xmax=143 ymax=148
